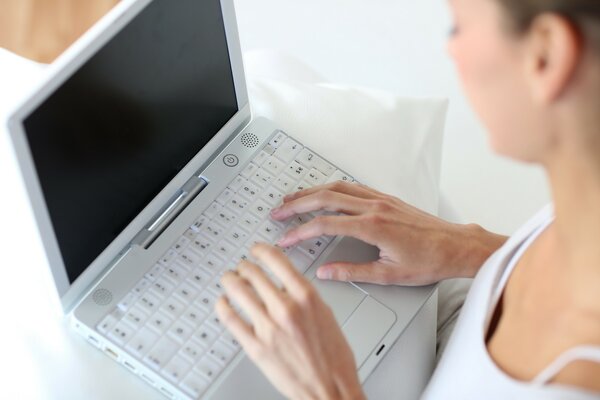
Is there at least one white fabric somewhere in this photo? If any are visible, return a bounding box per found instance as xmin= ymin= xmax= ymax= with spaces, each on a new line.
xmin=247 ymin=76 xmax=448 ymax=216
xmin=423 ymin=205 xmax=600 ymax=399
xmin=533 ymin=347 xmax=600 ymax=385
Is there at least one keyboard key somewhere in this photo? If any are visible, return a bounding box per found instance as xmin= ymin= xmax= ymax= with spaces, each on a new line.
xmin=296 ymin=148 xmax=318 ymax=168
xmin=187 ymin=267 xmax=212 ymax=289
xmin=311 ymin=155 xmax=336 ymax=177
xmin=252 ymin=150 xmax=270 ymax=166
xmin=189 ymin=236 xmax=214 ymax=258
xmin=144 ymin=264 xmax=164 ymax=282
xmin=163 ymin=264 xmax=186 ymax=285
xmin=257 ymin=220 xmax=283 ymax=243
xmin=179 ymin=338 xmax=206 ymax=364
xmin=108 ymin=321 xmax=135 ymax=346
xmin=268 ymin=131 xmax=287 ymax=149
xmin=122 ymin=306 xmax=149 ymax=331
xmin=293 ymin=180 xmax=313 ymax=193
xmin=225 ymin=226 xmax=249 ymax=246
xmin=136 ymin=291 xmax=161 ymax=315
xmin=160 ymin=296 xmax=187 ymax=320
xmin=215 ymin=187 xmax=235 ymax=206
xmin=173 ymin=236 xmax=191 ymax=253
xmin=180 ymin=369 xmax=210 ymax=398
xmin=221 ymin=330 xmax=241 ymax=351
xmin=158 ymin=249 xmax=178 ymax=267
xmin=273 ymin=174 xmax=296 ymax=194
xmin=147 ymin=311 xmax=174 ymax=335
xmin=285 ymin=160 xmax=308 ymax=180
xmin=205 ymin=312 xmax=225 ymax=334
xmin=132 ymin=277 xmax=152 ymax=295
xmin=326 ymin=169 xmax=354 ymax=183
xmin=202 ymin=254 xmax=223 ymax=273
xmin=126 ymin=327 xmax=159 ymax=359
xmin=297 ymin=237 xmax=329 ymax=259
xmin=226 ymin=193 xmax=249 ymax=215
xmin=238 ymin=214 xmax=261 ymax=233
xmin=117 ymin=292 xmax=137 ymax=312
xmin=150 ymin=276 xmax=176 ymax=299
xmin=274 ymin=137 xmax=302 ymax=163
xmin=167 ymin=320 xmax=195 ymax=345
xmin=190 ymin=215 xmax=208 ymax=233
xmin=181 ymin=305 xmax=208 ymax=329
xmin=208 ymin=339 xmax=239 ymax=366
xmin=213 ymin=239 xmax=236 ymax=261
xmin=193 ymin=323 xmax=219 ymax=349
xmin=215 ymin=207 xmax=238 ymax=226
xmin=97 ymin=311 xmax=120 ymax=334
xmin=238 ymin=181 xmax=260 ymax=202
xmin=305 ymin=168 xmax=328 ymax=186
xmin=195 ymin=292 xmax=219 ymax=314
xmin=261 ymin=186 xmax=285 ymax=207
xmin=144 ymin=336 xmax=179 ymax=371
xmin=163 ymin=354 xmax=192 ymax=384
xmin=250 ymin=168 xmax=274 ymax=189
xmin=249 ymin=199 xmax=272 ymax=220
xmin=194 ymin=355 xmax=224 ymax=382
xmin=204 ymin=202 xmax=221 ymax=219
xmin=173 ymin=281 xmax=200 ymax=304
xmin=178 ymin=249 xmax=200 ymax=270
xmin=206 ymin=276 xmax=225 ymax=297
xmin=205 ymin=222 xmax=225 ymax=242
xmin=240 ymin=162 xmax=259 ymax=180
xmin=262 ymin=156 xmax=286 ymax=177
xmin=229 ymin=175 xmax=246 ymax=192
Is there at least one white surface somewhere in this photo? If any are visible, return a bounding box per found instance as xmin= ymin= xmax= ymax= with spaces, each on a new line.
xmin=0 ymin=38 xmax=444 ymax=399
xmin=247 ymin=73 xmax=448 ymax=214
xmin=233 ymin=0 xmax=551 ymax=235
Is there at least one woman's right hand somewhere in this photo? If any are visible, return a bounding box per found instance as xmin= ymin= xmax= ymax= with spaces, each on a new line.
xmin=271 ymin=181 xmax=507 ymax=286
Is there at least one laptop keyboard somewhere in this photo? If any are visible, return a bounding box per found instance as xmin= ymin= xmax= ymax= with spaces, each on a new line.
xmin=95 ymin=132 xmax=354 ymax=399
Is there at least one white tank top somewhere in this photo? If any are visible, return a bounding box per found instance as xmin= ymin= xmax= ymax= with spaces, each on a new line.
xmin=423 ymin=205 xmax=600 ymax=399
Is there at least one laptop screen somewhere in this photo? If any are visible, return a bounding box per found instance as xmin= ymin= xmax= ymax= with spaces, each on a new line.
xmin=23 ymin=0 xmax=238 ymax=284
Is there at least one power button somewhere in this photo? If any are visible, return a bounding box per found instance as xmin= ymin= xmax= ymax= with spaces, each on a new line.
xmin=223 ymin=154 xmax=239 ymax=167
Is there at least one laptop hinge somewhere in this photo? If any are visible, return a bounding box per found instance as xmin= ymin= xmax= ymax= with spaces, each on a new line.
xmin=131 ymin=175 xmax=208 ymax=249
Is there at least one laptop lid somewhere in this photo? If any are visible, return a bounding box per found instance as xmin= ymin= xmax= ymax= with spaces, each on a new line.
xmin=7 ymin=0 xmax=251 ymax=312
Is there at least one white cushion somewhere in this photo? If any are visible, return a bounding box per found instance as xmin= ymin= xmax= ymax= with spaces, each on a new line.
xmin=245 ymin=54 xmax=448 ymax=215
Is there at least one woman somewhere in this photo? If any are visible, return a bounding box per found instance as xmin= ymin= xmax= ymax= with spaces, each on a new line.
xmin=216 ymin=0 xmax=600 ymax=398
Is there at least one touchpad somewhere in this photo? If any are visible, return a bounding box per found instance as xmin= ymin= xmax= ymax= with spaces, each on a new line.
xmin=311 ymin=278 xmax=366 ymax=324
xmin=311 ymin=278 xmax=397 ymax=368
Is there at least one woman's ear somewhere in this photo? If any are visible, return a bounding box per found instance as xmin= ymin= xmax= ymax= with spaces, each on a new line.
xmin=524 ymin=13 xmax=583 ymax=104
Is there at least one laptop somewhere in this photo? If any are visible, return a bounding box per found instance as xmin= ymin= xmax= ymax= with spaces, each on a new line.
xmin=6 ymin=0 xmax=435 ymax=398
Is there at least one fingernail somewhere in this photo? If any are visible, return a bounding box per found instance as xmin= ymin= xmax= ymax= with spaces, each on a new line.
xmin=316 ymin=268 xmax=331 ymax=280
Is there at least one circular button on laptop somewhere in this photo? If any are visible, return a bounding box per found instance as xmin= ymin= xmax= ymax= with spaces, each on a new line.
xmin=223 ymin=154 xmax=239 ymax=167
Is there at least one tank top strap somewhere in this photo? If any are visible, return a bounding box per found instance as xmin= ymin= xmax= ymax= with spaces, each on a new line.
xmin=532 ymin=346 xmax=600 ymax=385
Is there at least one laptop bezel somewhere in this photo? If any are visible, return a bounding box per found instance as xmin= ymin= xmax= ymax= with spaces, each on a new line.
xmin=6 ymin=0 xmax=252 ymax=313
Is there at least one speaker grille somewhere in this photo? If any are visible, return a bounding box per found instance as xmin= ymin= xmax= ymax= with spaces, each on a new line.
xmin=92 ymin=288 xmax=113 ymax=306
xmin=240 ymin=133 xmax=259 ymax=148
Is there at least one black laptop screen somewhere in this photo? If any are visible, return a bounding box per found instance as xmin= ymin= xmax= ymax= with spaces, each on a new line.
xmin=23 ymin=0 xmax=238 ymax=284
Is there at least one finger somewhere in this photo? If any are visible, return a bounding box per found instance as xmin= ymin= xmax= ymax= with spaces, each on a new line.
xmin=215 ymin=296 xmax=258 ymax=350
xmin=250 ymin=243 xmax=309 ymax=298
xmin=221 ymin=271 xmax=271 ymax=326
xmin=316 ymin=261 xmax=394 ymax=285
xmin=277 ymin=215 xmax=377 ymax=247
xmin=283 ymin=181 xmax=383 ymax=203
xmin=237 ymin=260 xmax=286 ymax=313
xmin=270 ymin=190 xmax=370 ymax=220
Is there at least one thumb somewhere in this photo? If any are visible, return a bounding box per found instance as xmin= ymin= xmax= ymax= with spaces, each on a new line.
xmin=316 ymin=261 xmax=390 ymax=285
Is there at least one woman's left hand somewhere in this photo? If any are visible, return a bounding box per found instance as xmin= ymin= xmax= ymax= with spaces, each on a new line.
xmin=216 ymin=243 xmax=366 ymax=400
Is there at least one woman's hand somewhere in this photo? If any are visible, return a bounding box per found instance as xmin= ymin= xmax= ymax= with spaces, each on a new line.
xmin=216 ymin=244 xmax=365 ymax=400
xmin=271 ymin=181 xmax=507 ymax=286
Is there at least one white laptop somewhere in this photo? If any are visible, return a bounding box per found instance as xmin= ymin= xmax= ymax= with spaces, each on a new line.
xmin=6 ymin=0 xmax=436 ymax=398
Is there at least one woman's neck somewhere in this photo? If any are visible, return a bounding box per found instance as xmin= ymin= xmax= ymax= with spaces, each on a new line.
xmin=0 ymin=0 xmax=119 ymax=63
xmin=545 ymin=145 xmax=600 ymax=308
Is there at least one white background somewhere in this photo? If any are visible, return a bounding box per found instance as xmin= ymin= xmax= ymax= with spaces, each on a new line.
xmin=233 ymin=0 xmax=550 ymax=235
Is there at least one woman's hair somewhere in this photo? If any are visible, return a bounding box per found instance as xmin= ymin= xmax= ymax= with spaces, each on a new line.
xmin=495 ymin=0 xmax=600 ymax=51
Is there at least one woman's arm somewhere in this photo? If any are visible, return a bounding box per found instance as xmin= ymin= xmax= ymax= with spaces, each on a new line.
xmin=272 ymin=181 xmax=507 ymax=285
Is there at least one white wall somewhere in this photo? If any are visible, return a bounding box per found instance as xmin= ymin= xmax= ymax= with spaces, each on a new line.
xmin=233 ymin=0 xmax=550 ymax=235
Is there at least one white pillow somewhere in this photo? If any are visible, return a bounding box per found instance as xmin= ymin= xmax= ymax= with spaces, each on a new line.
xmin=247 ymin=77 xmax=448 ymax=214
